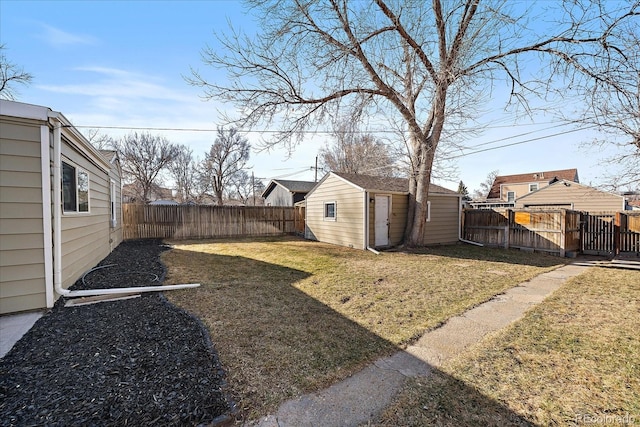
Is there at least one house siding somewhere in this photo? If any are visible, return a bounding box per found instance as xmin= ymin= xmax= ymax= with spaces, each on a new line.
xmin=0 ymin=117 xmax=47 ymax=314
xmin=1 ymin=100 xmax=124 ymax=314
xmin=424 ymin=194 xmax=461 ymax=245
xmin=59 ymin=139 xmax=112 ymax=291
xmin=515 ymin=182 xmax=625 ymax=212
xmin=306 ymin=174 xmax=365 ymax=249
xmin=265 ymin=185 xmax=294 ymax=206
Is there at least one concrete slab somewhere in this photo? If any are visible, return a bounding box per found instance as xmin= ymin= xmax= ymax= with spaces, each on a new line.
xmin=0 ymin=311 xmax=44 ymax=358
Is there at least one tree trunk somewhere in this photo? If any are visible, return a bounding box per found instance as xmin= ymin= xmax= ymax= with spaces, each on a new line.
xmin=405 ymin=136 xmax=435 ymax=246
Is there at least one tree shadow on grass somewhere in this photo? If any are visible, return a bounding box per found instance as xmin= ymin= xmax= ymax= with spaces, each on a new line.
xmin=163 ymin=245 xmax=540 ymax=425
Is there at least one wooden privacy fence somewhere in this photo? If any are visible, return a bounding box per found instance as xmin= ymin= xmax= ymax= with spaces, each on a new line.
xmin=463 ymin=209 xmax=582 ymax=257
xmin=582 ymin=211 xmax=640 ymax=256
xmin=463 ymin=209 xmax=640 ymax=257
xmin=122 ymin=204 xmax=303 ymax=240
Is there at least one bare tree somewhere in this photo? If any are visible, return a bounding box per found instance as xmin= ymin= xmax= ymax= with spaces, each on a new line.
xmin=115 ymin=132 xmax=180 ymax=203
xmin=472 ymin=169 xmax=499 ymax=200
xmin=226 ymin=170 xmax=264 ymax=204
xmin=573 ymin=26 xmax=640 ymax=190
xmin=319 ymin=119 xmax=398 ymax=176
xmin=83 ymin=128 xmax=116 ymax=150
xmin=190 ymin=0 xmax=639 ymax=245
xmin=200 ymin=127 xmax=251 ymax=205
xmin=170 ymin=145 xmax=198 ymax=203
xmin=0 ymin=44 xmax=33 ymax=100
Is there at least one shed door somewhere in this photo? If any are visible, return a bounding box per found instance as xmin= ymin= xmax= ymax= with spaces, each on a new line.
xmin=375 ymin=195 xmax=390 ymax=247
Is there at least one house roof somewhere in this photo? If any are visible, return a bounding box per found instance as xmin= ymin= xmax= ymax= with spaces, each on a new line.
xmin=99 ymin=149 xmax=118 ymax=163
xmin=515 ymin=179 xmax=625 ymax=203
xmin=261 ymin=179 xmax=317 ymax=198
xmin=487 ymin=168 xmax=579 ymax=199
xmin=331 ymin=172 xmax=458 ymax=195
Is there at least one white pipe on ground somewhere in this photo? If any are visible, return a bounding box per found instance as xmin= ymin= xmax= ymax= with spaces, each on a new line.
xmin=50 ymin=118 xmax=201 ymax=298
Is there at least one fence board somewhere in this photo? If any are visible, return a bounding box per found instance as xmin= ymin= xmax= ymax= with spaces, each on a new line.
xmin=123 ymin=204 xmax=300 ymax=240
xmin=463 ymin=209 xmax=582 ymax=257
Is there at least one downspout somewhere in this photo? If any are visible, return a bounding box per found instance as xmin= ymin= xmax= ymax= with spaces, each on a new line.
xmin=41 ymin=125 xmax=54 ymax=308
xmin=50 ymin=117 xmax=199 ymax=298
xmin=458 ymin=196 xmax=483 ymax=247
xmin=365 ymin=191 xmax=380 ymax=254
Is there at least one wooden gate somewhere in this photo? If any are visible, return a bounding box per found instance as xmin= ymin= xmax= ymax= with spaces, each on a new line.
xmin=582 ymin=212 xmax=640 ymax=256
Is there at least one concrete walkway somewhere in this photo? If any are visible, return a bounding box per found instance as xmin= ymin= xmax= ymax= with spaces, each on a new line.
xmin=251 ymin=262 xmax=590 ymax=427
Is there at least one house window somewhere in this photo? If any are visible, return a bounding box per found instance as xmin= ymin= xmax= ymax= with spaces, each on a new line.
xmin=62 ymin=161 xmax=89 ymax=213
xmin=529 ymin=183 xmax=538 ymax=192
xmin=507 ymin=191 xmax=515 ymax=202
xmin=324 ymin=201 xmax=336 ymax=221
xmin=110 ymin=179 xmax=117 ymax=227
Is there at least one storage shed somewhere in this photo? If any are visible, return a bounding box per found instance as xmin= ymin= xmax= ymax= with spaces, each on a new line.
xmin=1 ymin=100 xmax=123 ymax=314
xmin=305 ymin=172 xmax=461 ymax=250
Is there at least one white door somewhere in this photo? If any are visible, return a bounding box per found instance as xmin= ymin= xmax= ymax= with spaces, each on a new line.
xmin=374 ymin=195 xmax=390 ymax=247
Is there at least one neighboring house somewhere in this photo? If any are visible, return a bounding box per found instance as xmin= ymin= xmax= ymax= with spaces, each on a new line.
xmin=149 ymin=199 xmax=179 ymax=206
xmin=262 ymin=179 xmax=317 ymax=206
xmin=514 ymin=179 xmax=628 ymax=212
xmin=305 ymin=172 xmax=461 ymax=250
xmin=1 ymin=100 xmax=123 ymax=314
xmin=471 ymin=168 xmax=579 ymax=209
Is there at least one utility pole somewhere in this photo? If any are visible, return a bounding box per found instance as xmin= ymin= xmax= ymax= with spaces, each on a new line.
xmin=252 ymin=171 xmax=255 ymax=205
xmin=311 ymin=156 xmax=319 ymax=182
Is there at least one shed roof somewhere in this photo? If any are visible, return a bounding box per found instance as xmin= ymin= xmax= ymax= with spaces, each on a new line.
xmin=487 ymin=168 xmax=579 ymax=199
xmin=261 ymin=179 xmax=317 ymax=198
xmin=330 ymin=172 xmax=458 ymax=195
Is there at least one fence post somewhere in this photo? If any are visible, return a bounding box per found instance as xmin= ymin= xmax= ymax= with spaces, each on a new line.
xmin=505 ymin=209 xmax=512 ymax=249
xmin=614 ymin=212 xmax=621 ymax=256
xmin=560 ymin=210 xmax=566 ymax=257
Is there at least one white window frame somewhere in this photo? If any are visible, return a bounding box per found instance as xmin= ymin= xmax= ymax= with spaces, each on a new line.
xmin=62 ymin=160 xmax=90 ymax=214
xmin=323 ymin=201 xmax=337 ymax=221
xmin=506 ymin=191 xmax=516 ymax=202
xmin=529 ymin=183 xmax=539 ymax=192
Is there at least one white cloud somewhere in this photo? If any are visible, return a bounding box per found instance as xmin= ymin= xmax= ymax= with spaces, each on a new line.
xmin=38 ymin=24 xmax=97 ymax=47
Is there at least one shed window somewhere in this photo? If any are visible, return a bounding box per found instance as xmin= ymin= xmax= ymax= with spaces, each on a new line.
xmin=507 ymin=191 xmax=515 ymax=202
xmin=62 ymin=161 xmax=89 ymax=213
xmin=324 ymin=201 xmax=336 ymax=220
xmin=529 ymin=183 xmax=538 ymax=192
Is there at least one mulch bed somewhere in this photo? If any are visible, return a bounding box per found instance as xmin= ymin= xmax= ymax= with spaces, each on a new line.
xmin=0 ymin=240 xmax=233 ymax=426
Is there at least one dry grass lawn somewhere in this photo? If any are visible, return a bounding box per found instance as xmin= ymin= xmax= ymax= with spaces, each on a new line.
xmin=162 ymin=236 xmax=565 ymax=420
xmin=377 ymin=266 xmax=640 ymax=426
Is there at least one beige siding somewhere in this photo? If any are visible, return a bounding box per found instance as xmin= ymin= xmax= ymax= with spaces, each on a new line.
xmin=515 ymin=182 xmax=625 ymax=212
xmin=306 ymin=174 xmax=365 ymax=249
xmin=500 ymin=182 xmax=550 ymax=201
xmin=0 ymin=117 xmax=47 ymax=314
xmin=424 ymin=195 xmax=461 ymax=245
xmin=59 ymin=139 xmax=112 ymax=290
xmin=109 ymin=159 xmax=123 ymax=249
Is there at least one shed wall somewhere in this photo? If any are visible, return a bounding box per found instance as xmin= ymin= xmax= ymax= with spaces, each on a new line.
xmin=305 ymin=174 xmax=364 ymax=249
xmin=423 ymin=195 xmax=461 ymax=245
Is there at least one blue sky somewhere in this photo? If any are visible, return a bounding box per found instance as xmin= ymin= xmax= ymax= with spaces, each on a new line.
xmin=0 ymin=0 xmax=627 ymax=192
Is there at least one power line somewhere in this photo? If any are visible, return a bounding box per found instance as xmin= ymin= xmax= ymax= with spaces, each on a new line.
xmin=443 ymin=125 xmax=599 ymax=160
xmin=71 ymin=120 xmax=575 ymax=134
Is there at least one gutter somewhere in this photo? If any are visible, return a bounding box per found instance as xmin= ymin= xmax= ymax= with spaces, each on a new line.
xmin=50 ymin=116 xmax=199 ymax=298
